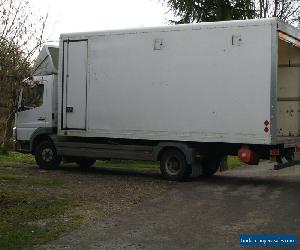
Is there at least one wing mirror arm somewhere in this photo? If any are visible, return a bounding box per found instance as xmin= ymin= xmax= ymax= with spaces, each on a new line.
xmin=17 ymin=106 xmax=31 ymax=112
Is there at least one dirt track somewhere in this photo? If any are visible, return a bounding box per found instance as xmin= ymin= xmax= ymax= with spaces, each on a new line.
xmin=40 ymin=162 xmax=300 ymax=250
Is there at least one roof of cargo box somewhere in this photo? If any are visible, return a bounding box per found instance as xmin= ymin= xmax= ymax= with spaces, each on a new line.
xmin=60 ymin=18 xmax=300 ymax=41
xmin=32 ymin=45 xmax=59 ymax=76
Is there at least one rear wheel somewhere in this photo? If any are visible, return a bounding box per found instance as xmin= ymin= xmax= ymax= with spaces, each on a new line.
xmin=76 ymin=158 xmax=96 ymax=168
xmin=35 ymin=141 xmax=61 ymax=170
xmin=202 ymin=155 xmax=222 ymax=176
xmin=160 ymin=149 xmax=190 ymax=181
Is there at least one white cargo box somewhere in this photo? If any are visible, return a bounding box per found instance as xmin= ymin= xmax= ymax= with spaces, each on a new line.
xmin=58 ymin=18 xmax=300 ymax=146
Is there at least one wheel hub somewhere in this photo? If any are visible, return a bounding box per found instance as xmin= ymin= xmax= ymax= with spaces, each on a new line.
xmin=165 ymin=157 xmax=181 ymax=175
xmin=42 ymin=148 xmax=54 ymax=162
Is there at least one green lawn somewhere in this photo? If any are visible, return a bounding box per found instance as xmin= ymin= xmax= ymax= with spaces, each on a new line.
xmin=0 ymin=188 xmax=80 ymax=250
xmin=0 ymin=153 xmax=81 ymax=250
xmin=228 ymin=156 xmax=243 ymax=169
xmin=0 ymin=151 xmax=242 ymax=249
xmin=0 ymin=152 xmax=35 ymax=165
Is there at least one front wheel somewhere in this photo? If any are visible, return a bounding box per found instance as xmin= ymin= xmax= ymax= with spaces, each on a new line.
xmin=35 ymin=141 xmax=61 ymax=170
xmin=160 ymin=149 xmax=190 ymax=181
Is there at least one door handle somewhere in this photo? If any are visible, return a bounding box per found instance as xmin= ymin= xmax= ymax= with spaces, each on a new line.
xmin=37 ymin=117 xmax=46 ymax=121
xmin=66 ymin=107 xmax=74 ymax=113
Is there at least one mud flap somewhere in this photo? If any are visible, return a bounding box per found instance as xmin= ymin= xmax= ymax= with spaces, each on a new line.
xmin=191 ymin=160 xmax=203 ymax=178
xmin=220 ymin=156 xmax=229 ymax=172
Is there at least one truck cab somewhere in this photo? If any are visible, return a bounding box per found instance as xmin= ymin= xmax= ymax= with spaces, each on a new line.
xmin=14 ymin=46 xmax=58 ymax=153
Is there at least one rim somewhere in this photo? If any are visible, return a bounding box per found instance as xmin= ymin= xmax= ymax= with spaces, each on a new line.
xmin=165 ymin=156 xmax=182 ymax=176
xmin=42 ymin=148 xmax=54 ymax=163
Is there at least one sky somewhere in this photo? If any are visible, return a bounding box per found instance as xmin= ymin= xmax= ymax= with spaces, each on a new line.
xmin=29 ymin=0 xmax=172 ymax=43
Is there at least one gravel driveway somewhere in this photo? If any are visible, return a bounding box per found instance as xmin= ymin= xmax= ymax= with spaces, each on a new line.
xmin=40 ymin=162 xmax=300 ymax=250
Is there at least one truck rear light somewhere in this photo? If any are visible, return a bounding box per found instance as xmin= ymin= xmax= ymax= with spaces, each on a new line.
xmin=238 ymin=148 xmax=259 ymax=165
xmin=270 ymin=149 xmax=280 ymax=156
xmin=264 ymin=127 xmax=269 ymax=133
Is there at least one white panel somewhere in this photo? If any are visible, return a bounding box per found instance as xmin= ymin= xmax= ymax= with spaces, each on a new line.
xmin=64 ymin=41 xmax=87 ymax=129
xmin=86 ymin=24 xmax=271 ymax=143
xmin=58 ymin=20 xmax=276 ymax=144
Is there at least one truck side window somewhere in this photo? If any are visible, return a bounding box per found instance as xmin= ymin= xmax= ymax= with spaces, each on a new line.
xmin=22 ymin=84 xmax=44 ymax=109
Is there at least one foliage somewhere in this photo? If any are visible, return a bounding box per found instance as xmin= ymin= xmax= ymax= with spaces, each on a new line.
xmin=164 ymin=0 xmax=255 ymax=23
xmin=254 ymin=0 xmax=300 ymax=25
xmin=163 ymin=0 xmax=300 ymax=26
xmin=0 ymin=0 xmax=48 ymax=150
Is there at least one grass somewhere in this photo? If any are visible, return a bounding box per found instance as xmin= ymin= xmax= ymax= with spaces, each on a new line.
xmin=228 ymin=156 xmax=243 ymax=169
xmin=0 ymin=188 xmax=81 ymax=250
xmin=0 ymin=151 xmax=35 ymax=165
xmin=0 ymin=152 xmax=80 ymax=250
xmin=0 ymin=151 xmax=242 ymax=249
xmin=0 ymin=168 xmax=63 ymax=187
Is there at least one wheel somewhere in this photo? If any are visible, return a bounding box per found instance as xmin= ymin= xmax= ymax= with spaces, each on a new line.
xmin=160 ymin=149 xmax=190 ymax=181
xmin=35 ymin=141 xmax=61 ymax=170
xmin=76 ymin=158 xmax=96 ymax=168
xmin=202 ymin=155 xmax=221 ymax=176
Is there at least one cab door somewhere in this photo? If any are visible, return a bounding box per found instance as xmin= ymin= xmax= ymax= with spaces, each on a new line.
xmin=15 ymin=77 xmax=46 ymax=141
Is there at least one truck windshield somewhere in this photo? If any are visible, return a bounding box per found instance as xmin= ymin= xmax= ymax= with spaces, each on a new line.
xmin=21 ymin=84 xmax=44 ymax=109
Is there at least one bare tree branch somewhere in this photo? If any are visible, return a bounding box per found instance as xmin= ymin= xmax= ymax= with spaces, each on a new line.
xmin=0 ymin=0 xmax=48 ymax=150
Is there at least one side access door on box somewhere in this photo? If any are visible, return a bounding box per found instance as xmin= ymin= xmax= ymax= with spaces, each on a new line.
xmin=62 ymin=40 xmax=88 ymax=130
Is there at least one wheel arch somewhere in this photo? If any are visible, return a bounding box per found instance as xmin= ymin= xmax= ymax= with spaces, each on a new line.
xmin=30 ymin=128 xmax=55 ymax=153
xmin=153 ymin=142 xmax=194 ymax=165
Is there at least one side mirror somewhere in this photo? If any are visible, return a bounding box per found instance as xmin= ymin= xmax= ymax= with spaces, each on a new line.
xmin=17 ymin=105 xmax=31 ymax=112
xmin=15 ymin=89 xmax=23 ymax=111
xmin=17 ymin=106 xmax=24 ymax=112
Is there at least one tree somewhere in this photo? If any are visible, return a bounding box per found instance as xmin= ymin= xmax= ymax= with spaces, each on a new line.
xmin=253 ymin=0 xmax=300 ymax=26
xmin=163 ymin=0 xmax=255 ymax=23
xmin=163 ymin=0 xmax=300 ymax=26
xmin=0 ymin=0 xmax=48 ymax=151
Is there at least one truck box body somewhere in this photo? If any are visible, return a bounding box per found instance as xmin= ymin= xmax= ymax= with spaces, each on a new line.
xmin=58 ymin=18 xmax=300 ymax=146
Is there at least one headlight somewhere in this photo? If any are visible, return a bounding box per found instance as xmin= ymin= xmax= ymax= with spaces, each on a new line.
xmin=12 ymin=127 xmax=17 ymax=141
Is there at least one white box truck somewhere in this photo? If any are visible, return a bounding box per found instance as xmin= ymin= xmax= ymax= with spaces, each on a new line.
xmin=14 ymin=18 xmax=300 ymax=180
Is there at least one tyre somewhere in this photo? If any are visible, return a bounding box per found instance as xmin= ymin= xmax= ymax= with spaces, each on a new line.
xmin=76 ymin=158 xmax=96 ymax=168
xmin=202 ymin=155 xmax=221 ymax=176
xmin=160 ymin=149 xmax=190 ymax=181
xmin=35 ymin=141 xmax=61 ymax=170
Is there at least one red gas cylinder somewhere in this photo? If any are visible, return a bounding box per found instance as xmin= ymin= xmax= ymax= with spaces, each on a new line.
xmin=238 ymin=148 xmax=259 ymax=165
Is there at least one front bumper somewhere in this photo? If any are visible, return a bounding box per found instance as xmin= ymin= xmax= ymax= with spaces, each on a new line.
xmin=14 ymin=140 xmax=30 ymax=153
